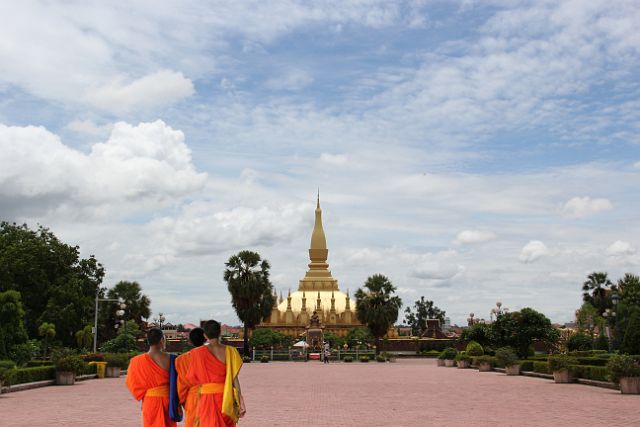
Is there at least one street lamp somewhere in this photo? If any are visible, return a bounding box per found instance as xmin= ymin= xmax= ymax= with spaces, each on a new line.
xmin=92 ymin=290 xmax=124 ymax=353
xmin=467 ymin=312 xmax=476 ymax=326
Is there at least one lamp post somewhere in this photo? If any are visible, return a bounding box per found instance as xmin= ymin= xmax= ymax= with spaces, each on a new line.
xmin=116 ymin=301 xmax=127 ymax=334
xmin=93 ymin=288 xmax=123 ymax=353
xmin=490 ymin=302 xmax=508 ymax=322
xmin=467 ymin=312 xmax=476 ymax=326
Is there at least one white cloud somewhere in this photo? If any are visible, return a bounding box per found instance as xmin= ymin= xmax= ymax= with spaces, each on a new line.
xmin=265 ymin=69 xmax=313 ymax=91
xmin=320 ymin=153 xmax=349 ymax=166
xmin=0 ymin=120 xmax=206 ymax=217
xmin=66 ymin=119 xmax=113 ymax=137
xmin=454 ymin=230 xmax=496 ymax=244
xmin=634 ymin=161 xmax=640 ymax=169
xmin=606 ymin=240 xmax=636 ymax=256
xmin=84 ymin=70 xmax=194 ymax=112
xmin=562 ymin=196 xmax=612 ymax=218
xmin=519 ymin=240 xmax=549 ymax=263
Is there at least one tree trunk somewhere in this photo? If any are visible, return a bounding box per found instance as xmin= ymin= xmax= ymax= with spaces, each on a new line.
xmin=243 ymin=323 xmax=249 ymax=357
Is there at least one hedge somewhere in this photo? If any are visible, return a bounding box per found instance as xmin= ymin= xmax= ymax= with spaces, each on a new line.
xmin=571 ymin=365 xmax=609 ymax=382
xmin=519 ymin=360 xmax=534 ymax=371
xmin=575 ymin=357 xmax=610 ymax=367
xmin=3 ymin=366 xmax=56 ymax=386
xmin=533 ymin=361 xmax=550 ymax=374
xmin=25 ymin=360 xmax=54 ymax=368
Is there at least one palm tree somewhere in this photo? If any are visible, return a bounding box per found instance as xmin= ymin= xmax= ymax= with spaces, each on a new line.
xmin=582 ymin=272 xmax=614 ymax=313
xmin=224 ymin=251 xmax=275 ymax=356
xmin=38 ymin=322 xmax=56 ymax=358
xmin=355 ymin=274 xmax=402 ymax=355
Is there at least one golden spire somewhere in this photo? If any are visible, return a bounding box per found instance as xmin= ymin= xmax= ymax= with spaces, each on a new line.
xmin=279 ymin=290 xmax=284 ymax=304
xmin=331 ymin=290 xmax=336 ymax=311
xmin=301 ymin=290 xmax=307 ymax=312
xmin=345 ymin=289 xmax=351 ymax=310
xmin=286 ymin=289 xmax=292 ymax=311
xmin=317 ymin=291 xmax=322 ymax=310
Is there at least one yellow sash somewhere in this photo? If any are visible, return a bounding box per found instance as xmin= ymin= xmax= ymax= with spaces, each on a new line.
xmin=145 ymin=385 xmax=169 ymax=398
xmin=200 ymin=382 xmax=224 ymax=394
xmin=221 ymin=346 xmax=243 ymax=423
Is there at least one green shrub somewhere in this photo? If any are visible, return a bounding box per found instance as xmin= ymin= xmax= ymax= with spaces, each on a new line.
xmin=55 ymin=356 xmax=84 ymax=374
xmin=495 ymin=347 xmax=518 ymax=368
xmin=455 ymin=351 xmax=471 ymax=362
xmin=593 ymin=333 xmax=609 ymax=351
xmin=260 ymin=355 xmax=269 ymax=363
xmin=359 ymin=356 xmax=370 ymax=363
xmin=571 ymin=365 xmax=608 ymax=382
xmin=25 ymin=360 xmax=53 ymax=368
xmin=548 ymin=354 xmax=577 ymax=372
xmin=568 ymin=350 xmax=609 ymax=357
xmin=242 ymin=356 xmax=251 ymax=363
xmin=104 ymin=353 xmax=131 ymax=369
xmin=607 ymin=354 xmax=640 ymax=384
xmin=440 ymin=347 xmax=458 ymax=360
xmin=567 ymin=333 xmax=593 ymax=352
xmin=3 ymin=366 xmax=56 ymax=386
xmin=466 ymin=341 xmax=484 ymax=357
xmin=519 ymin=360 xmax=534 ymax=371
xmin=421 ymin=350 xmax=441 ymax=358
xmin=620 ymin=310 xmax=640 ymax=355
xmin=474 ymin=355 xmax=496 ymax=366
xmin=0 ymin=360 xmax=17 ymax=370
xmin=574 ymin=357 xmax=609 ymax=367
xmin=533 ymin=361 xmax=550 ymax=374
xmin=81 ymin=353 xmax=105 ymax=362
xmin=376 ymin=355 xmax=386 ymax=363
xmin=343 ymin=356 xmax=353 ymax=363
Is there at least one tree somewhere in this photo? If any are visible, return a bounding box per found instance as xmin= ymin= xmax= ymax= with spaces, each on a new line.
xmin=618 ymin=273 xmax=640 ymax=307
xmin=249 ymin=328 xmax=290 ymax=349
xmin=345 ymin=327 xmax=374 ymax=348
xmin=323 ymin=330 xmax=346 ymax=349
xmin=355 ymin=274 xmax=402 ymax=355
xmin=38 ymin=322 xmax=56 ymax=358
xmin=404 ymin=296 xmax=445 ymax=336
xmin=491 ymin=307 xmax=559 ymax=358
xmin=0 ymin=290 xmax=29 ymax=362
xmin=106 ymin=281 xmax=151 ymax=328
xmin=224 ymin=251 xmax=275 ymax=356
xmin=566 ymin=333 xmax=593 ymax=352
xmin=620 ymin=310 xmax=640 ymax=355
xmin=575 ymin=302 xmax=603 ymax=337
xmin=459 ymin=323 xmax=494 ymax=349
xmin=582 ymin=272 xmax=614 ymax=314
xmin=75 ymin=325 xmax=94 ymax=351
xmin=0 ymin=222 xmax=104 ymax=346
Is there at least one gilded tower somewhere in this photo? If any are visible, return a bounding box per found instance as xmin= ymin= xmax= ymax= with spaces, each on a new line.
xmin=257 ymin=193 xmax=361 ymax=337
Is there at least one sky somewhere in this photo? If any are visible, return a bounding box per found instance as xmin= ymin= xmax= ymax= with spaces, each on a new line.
xmin=1 ymin=0 xmax=639 ymax=327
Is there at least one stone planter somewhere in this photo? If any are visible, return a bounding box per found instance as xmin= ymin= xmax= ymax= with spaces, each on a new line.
xmin=105 ymin=366 xmax=121 ymax=378
xmin=444 ymin=359 xmax=456 ymax=367
xmin=56 ymin=371 xmax=75 ymax=385
xmin=478 ymin=362 xmax=492 ymax=372
xmin=437 ymin=359 xmax=445 ymax=367
xmin=619 ymin=377 xmax=640 ymax=394
xmin=457 ymin=360 xmax=470 ymax=369
xmin=505 ymin=365 xmax=521 ymax=376
xmin=553 ymin=369 xmax=573 ymax=383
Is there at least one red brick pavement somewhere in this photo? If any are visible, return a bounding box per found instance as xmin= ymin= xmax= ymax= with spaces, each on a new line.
xmin=1 ymin=359 xmax=638 ymax=426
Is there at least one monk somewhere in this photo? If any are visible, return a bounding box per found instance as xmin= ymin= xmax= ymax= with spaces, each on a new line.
xmin=126 ymin=328 xmax=176 ymax=427
xmin=177 ymin=320 xmax=246 ymax=427
xmin=175 ymin=327 xmax=206 ymax=426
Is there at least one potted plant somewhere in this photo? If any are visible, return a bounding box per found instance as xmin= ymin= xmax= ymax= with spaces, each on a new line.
xmin=466 ymin=341 xmax=484 ymax=357
xmin=495 ymin=347 xmax=520 ymax=375
xmin=441 ymin=347 xmax=458 ymax=367
xmin=260 ymin=355 xmax=270 ymax=363
xmin=104 ymin=353 xmax=129 ymax=378
xmin=436 ymin=351 xmax=446 ymax=367
xmin=455 ymin=351 xmax=471 ymax=368
xmin=548 ymin=354 xmax=576 ymax=383
xmin=242 ymin=356 xmax=252 ymax=363
xmin=475 ymin=355 xmax=495 ymax=372
xmin=343 ymin=356 xmax=353 ymax=363
xmin=359 ymin=356 xmax=370 ymax=363
xmin=607 ymin=354 xmax=640 ymax=394
xmin=54 ymin=355 xmax=84 ymax=385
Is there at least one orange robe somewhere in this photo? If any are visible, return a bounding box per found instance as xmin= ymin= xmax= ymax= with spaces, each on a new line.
xmin=126 ymin=353 xmax=177 ymax=427
xmin=180 ymin=345 xmax=241 ymax=427
xmin=175 ymin=351 xmax=199 ymax=427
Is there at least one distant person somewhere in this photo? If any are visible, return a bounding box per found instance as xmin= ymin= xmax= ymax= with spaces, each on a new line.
xmin=175 ymin=327 xmax=206 ymax=426
xmin=177 ymin=320 xmax=246 ymax=426
xmin=323 ymin=342 xmax=331 ymax=364
xmin=126 ymin=328 xmax=176 ymax=427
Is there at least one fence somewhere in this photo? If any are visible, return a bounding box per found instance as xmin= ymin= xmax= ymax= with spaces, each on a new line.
xmin=251 ymin=348 xmax=376 ymax=362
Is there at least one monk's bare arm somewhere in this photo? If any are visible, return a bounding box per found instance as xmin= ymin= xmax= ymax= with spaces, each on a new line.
xmin=233 ymin=376 xmax=246 ymax=417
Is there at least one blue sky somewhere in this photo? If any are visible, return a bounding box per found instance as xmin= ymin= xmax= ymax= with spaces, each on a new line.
xmin=1 ymin=0 xmax=639 ymax=326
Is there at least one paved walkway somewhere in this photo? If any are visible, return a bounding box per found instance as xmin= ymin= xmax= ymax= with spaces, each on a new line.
xmin=1 ymin=359 xmax=638 ymax=426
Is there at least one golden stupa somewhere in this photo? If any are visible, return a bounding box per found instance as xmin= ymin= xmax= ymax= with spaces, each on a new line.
xmin=257 ymin=193 xmax=362 ymax=337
